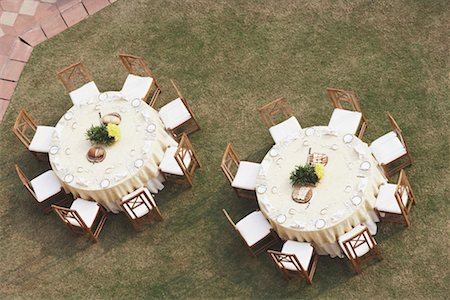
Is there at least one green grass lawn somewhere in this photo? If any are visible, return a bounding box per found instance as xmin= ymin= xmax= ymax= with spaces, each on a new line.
xmin=1 ymin=0 xmax=449 ymax=298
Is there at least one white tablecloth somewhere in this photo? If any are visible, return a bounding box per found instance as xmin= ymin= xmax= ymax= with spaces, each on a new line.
xmin=256 ymin=126 xmax=387 ymax=257
xmin=49 ymin=92 xmax=177 ymax=212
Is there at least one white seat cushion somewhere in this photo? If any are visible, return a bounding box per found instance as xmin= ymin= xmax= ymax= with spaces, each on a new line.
xmin=231 ymin=161 xmax=261 ymax=191
xmin=376 ymin=183 xmax=408 ymax=214
xmin=121 ymin=187 xmax=156 ymax=219
xmin=328 ymin=108 xmax=362 ymax=134
xmin=235 ymin=211 xmax=272 ymax=247
xmin=120 ymin=74 xmax=153 ymax=100
xmin=159 ymin=98 xmax=192 ymax=130
xmin=28 ymin=126 xmax=55 ymax=153
xmin=338 ymin=225 xmax=375 ymax=259
xmin=280 ymin=240 xmax=314 ymax=271
xmin=159 ymin=146 xmax=191 ymax=176
xmin=68 ymin=198 xmax=100 ymax=228
xmin=69 ymin=81 xmax=100 ymax=105
xmin=369 ymin=131 xmax=407 ymax=164
xmin=269 ymin=116 xmax=302 ymax=144
xmin=30 ymin=170 xmax=62 ymax=202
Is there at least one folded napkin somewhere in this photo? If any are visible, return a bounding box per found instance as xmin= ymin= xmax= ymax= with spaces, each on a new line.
xmin=259 ymin=159 xmax=271 ymax=176
xmin=290 ymin=220 xmax=306 ymax=229
xmin=260 ymin=196 xmax=274 ymax=212
xmin=52 ymin=157 xmax=62 ymax=171
xmin=323 ymin=128 xmax=338 ymax=136
xmin=142 ymin=141 xmax=153 ymax=154
xmin=114 ymin=171 xmax=128 ymax=181
xmin=76 ymin=177 xmax=89 ymax=187
xmin=358 ymin=177 xmax=369 ymax=192
xmin=331 ymin=210 xmax=346 ymax=223
xmin=141 ymin=110 xmax=151 ymax=120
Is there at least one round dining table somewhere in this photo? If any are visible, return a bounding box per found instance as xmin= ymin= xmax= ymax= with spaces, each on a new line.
xmin=256 ymin=126 xmax=387 ymax=257
xmin=48 ymin=92 xmax=177 ymax=213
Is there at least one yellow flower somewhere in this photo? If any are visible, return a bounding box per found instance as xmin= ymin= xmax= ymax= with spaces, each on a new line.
xmin=315 ymin=163 xmax=325 ymax=180
xmin=106 ymin=123 xmax=121 ymax=141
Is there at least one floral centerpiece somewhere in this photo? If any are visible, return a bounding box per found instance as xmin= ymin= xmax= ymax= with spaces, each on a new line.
xmin=86 ymin=123 xmax=121 ymax=146
xmin=290 ymin=163 xmax=325 ymax=186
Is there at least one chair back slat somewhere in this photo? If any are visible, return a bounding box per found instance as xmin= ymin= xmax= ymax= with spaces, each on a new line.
xmin=13 ymin=109 xmax=38 ymax=149
xmin=222 ymin=209 xmax=237 ymax=228
xmin=342 ymin=227 xmax=373 ymax=260
xmin=394 ymin=169 xmax=416 ymax=217
xmin=221 ymin=143 xmax=240 ymax=184
xmin=170 ymin=79 xmax=196 ymax=118
xmin=119 ymin=53 xmax=154 ymax=77
xmin=269 ymin=251 xmax=306 ymax=272
xmin=15 ymin=164 xmax=37 ymax=199
xmin=121 ymin=188 xmax=155 ymax=220
xmin=53 ymin=206 xmax=89 ymax=229
xmin=258 ymin=97 xmax=293 ymax=128
xmin=174 ymin=134 xmax=200 ymax=181
xmin=326 ymin=88 xmax=361 ymax=112
xmin=387 ymin=112 xmax=408 ymax=148
xmin=57 ymin=62 xmax=93 ymax=92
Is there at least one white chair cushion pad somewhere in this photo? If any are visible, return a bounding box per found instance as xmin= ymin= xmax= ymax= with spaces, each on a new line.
xmin=280 ymin=240 xmax=314 ymax=271
xmin=231 ymin=161 xmax=261 ymax=191
xmin=28 ymin=126 xmax=55 ymax=153
xmin=121 ymin=187 xmax=156 ymax=219
xmin=236 ymin=211 xmax=272 ymax=247
xmin=159 ymin=146 xmax=191 ymax=176
xmin=30 ymin=170 xmax=62 ymax=202
xmin=69 ymin=198 xmax=100 ymax=228
xmin=338 ymin=225 xmax=376 ymax=259
xmin=159 ymin=98 xmax=192 ymax=130
xmin=328 ymin=108 xmax=362 ymax=134
xmin=69 ymin=81 xmax=100 ymax=106
xmin=376 ymin=183 xmax=408 ymax=214
xmin=269 ymin=116 xmax=302 ymax=144
xmin=370 ymin=131 xmax=407 ymax=164
xmin=120 ymin=74 xmax=153 ymax=100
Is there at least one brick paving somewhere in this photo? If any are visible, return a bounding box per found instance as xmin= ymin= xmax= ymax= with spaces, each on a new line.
xmin=0 ymin=0 xmax=117 ymax=121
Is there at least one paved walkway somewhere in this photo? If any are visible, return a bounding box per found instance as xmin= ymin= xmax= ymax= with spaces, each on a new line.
xmin=0 ymin=0 xmax=117 ymax=121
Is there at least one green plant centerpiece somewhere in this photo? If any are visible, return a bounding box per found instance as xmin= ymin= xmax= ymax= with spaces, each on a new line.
xmin=290 ymin=163 xmax=325 ymax=203
xmin=85 ymin=123 xmax=121 ymax=146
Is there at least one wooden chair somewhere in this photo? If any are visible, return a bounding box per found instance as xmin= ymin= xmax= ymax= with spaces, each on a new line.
xmin=375 ymin=170 xmax=416 ymax=227
xmin=220 ymin=143 xmax=260 ymax=200
xmin=13 ymin=109 xmax=55 ymax=160
xmin=119 ymin=53 xmax=161 ymax=107
xmin=369 ymin=112 xmax=412 ymax=177
xmin=52 ymin=198 xmax=108 ymax=242
xmin=338 ymin=225 xmax=383 ymax=274
xmin=158 ymin=80 xmax=200 ymax=141
xmin=159 ymin=133 xmax=201 ymax=187
xmin=15 ymin=164 xmax=69 ymax=213
xmin=268 ymin=240 xmax=319 ymax=286
xmin=120 ymin=186 xmax=163 ymax=231
xmin=223 ymin=209 xmax=280 ymax=257
xmin=326 ymin=88 xmax=367 ymax=138
xmin=257 ymin=97 xmax=302 ymax=144
xmin=57 ymin=62 xmax=100 ymax=105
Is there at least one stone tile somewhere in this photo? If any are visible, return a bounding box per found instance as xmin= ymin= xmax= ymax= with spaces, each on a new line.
xmin=9 ymin=39 xmax=32 ymax=62
xmin=19 ymin=25 xmax=46 ymax=46
xmin=0 ymin=26 xmax=3 ymax=37
xmin=0 ymin=34 xmax=15 ymax=55
xmin=0 ymin=11 xmax=17 ymax=26
xmin=0 ymin=24 xmax=16 ymax=35
xmin=19 ymin=0 xmax=39 ymax=16
xmin=0 ymin=99 xmax=9 ymax=121
xmin=0 ymin=54 xmax=8 ymax=75
xmin=12 ymin=14 xmax=38 ymax=35
xmin=56 ymin=0 xmax=81 ymax=13
xmin=109 ymin=0 xmax=117 ymax=3
xmin=83 ymin=0 xmax=109 ymax=15
xmin=61 ymin=2 xmax=87 ymax=27
xmin=41 ymin=0 xmax=57 ymax=3
xmin=40 ymin=12 xmax=67 ymax=38
xmin=34 ymin=2 xmax=59 ymax=21
xmin=0 ymin=78 xmax=16 ymax=99
xmin=0 ymin=0 xmax=24 ymax=13
xmin=0 ymin=59 xmax=25 ymax=81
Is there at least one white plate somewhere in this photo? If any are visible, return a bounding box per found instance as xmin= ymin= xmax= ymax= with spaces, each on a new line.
xmin=64 ymin=111 xmax=73 ymax=120
xmin=131 ymin=98 xmax=141 ymax=107
xmin=134 ymin=159 xmax=144 ymax=168
xmin=315 ymin=219 xmax=326 ymax=229
xmin=351 ymin=195 xmax=362 ymax=206
xmin=330 ymin=144 xmax=338 ymax=151
xmin=257 ymin=185 xmax=267 ymax=194
xmin=100 ymin=179 xmax=110 ymax=188
xmin=305 ymin=128 xmax=315 ymax=136
xmin=360 ymin=161 xmax=371 ymax=171
xmin=343 ymin=134 xmax=353 ymax=144
xmin=64 ymin=174 xmax=74 ymax=183
xmin=276 ymin=214 xmax=287 ymax=224
xmin=146 ymin=123 xmax=156 ymax=133
xmin=49 ymin=146 xmax=59 ymax=155
xmin=99 ymin=93 xmax=108 ymax=101
xmin=269 ymin=149 xmax=278 ymax=157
